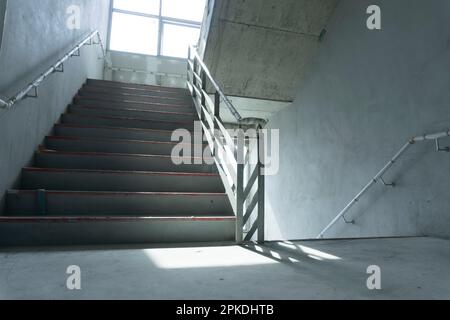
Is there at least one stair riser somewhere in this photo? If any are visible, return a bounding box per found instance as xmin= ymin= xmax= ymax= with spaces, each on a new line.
xmin=45 ymin=138 xmax=194 ymax=156
xmin=69 ymin=105 xmax=197 ymax=122
xmin=78 ymin=91 xmax=192 ymax=106
xmin=54 ymin=125 xmax=175 ymax=142
xmin=0 ymin=219 xmax=235 ymax=246
xmin=62 ymin=114 xmax=194 ymax=131
xmin=7 ymin=192 xmax=233 ymax=216
xmin=22 ymin=170 xmax=225 ymax=193
xmin=82 ymin=85 xmax=191 ymax=100
xmin=86 ymin=79 xmax=189 ymax=94
xmin=35 ymin=153 xmax=216 ymax=173
xmin=74 ymin=98 xmax=194 ymax=113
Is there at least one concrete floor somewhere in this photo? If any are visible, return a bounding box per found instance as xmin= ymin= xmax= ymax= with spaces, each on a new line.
xmin=0 ymin=237 xmax=449 ymax=299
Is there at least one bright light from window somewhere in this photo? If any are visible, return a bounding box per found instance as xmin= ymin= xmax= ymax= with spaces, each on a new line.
xmin=110 ymin=12 xmax=159 ymax=55
xmin=109 ymin=0 xmax=206 ymax=58
xmin=113 ymin=0 xmax=160 ymax=15
xmin=162 ymin=0 xmax=206 ymax=22
xmin=162 ymin=23 xmax=201 ymax=58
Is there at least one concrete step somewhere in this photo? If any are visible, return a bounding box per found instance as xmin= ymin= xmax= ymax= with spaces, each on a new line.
xmin=54 ymin=124 xmax=177 ymax=142
xmin=69 ymin=105 xmax=197 ymax=122
xmin=62 ymin=113 xmax=194 ymax=131
xmin=35 ymin=150 xmax=216 ymax=173
xmin=82 ymin=84 xmax=192 ymax=100
xmin=6 ymin=190 xmax=234 ymax=216
xmin=87 ymin=79 xmax=190 ymax=95
xmin=0 ymin=216 xmax=235 ymax=246
xmin=73 ymin=96 xmax=195 ymax=113
xmin=78 ymin=90 xmax=192 ymax=106
xmin=21 ymin=167 xmax=225 ymax=193
xmin=44 ymin=136 xmax=205 ymax=156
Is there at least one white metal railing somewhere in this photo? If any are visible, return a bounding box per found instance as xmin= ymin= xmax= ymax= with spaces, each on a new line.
xmin=317 ymin=129 xmax=450 ymax=239
xmin=187 ymin=46 xmax=266 ymax=244
xmin=0 ymin=30 xmax=108 ymax=109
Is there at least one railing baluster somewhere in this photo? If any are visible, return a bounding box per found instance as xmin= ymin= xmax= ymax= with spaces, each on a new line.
xmin=257 ymin=126 xmax=265 ymax=243
xmin=236 ymin=162 xmax=245 ymax=244
xmin=213 ymin=92 xmax=221 ymax=156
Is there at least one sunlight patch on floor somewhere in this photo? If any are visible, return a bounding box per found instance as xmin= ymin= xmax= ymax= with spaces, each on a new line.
xmin=143 ymin=245 xmax=278 ymax=269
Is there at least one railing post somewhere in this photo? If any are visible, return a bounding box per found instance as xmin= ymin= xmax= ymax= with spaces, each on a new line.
xmin=187 ymin=47 xmax=191 ymax=84
xmin=235 ymin=129 xmax=245 ymax=244
xmin=213 ymin=91 xmax=221 ymax=156
xmin=192 ymin=57 xmax=198 ymax=99
xmin=257 ymin=126 xmax=265 ymax=243
xmin=200 ymin=70 xmax=207 ymax=123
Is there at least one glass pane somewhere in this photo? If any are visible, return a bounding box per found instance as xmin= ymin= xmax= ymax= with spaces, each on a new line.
xmin=161 ymin=24 xmax=201 ymax=58
xmin=113 ymin=0 xmax=160 ymax=15
xmin=162 ymin=0 xmax=206 ymax=22
xmin=110 ymin=12 xmax=159 ymax=55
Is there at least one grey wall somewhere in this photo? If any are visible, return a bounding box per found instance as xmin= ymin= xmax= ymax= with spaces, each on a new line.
xmin=0 ymin=0 xmax=110 ymax=213
xmin=104 ymin=51 xmax=187 ymax=88
xmin=266 ymin=0 xmax=450 ymax=240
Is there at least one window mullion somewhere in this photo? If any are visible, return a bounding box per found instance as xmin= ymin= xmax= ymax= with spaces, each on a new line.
xmin=157 ymin=0 xmax=163 ymax=57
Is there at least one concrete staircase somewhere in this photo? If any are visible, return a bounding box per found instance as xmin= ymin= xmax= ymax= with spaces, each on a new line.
xmin=0 ymin=79 xmax=235 ymax=246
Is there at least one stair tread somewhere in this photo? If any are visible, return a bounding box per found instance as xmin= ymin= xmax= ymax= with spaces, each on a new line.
xmin=54 ymin=123 xmax=190 ymax=134
xmin=87 ymin=79 xmax=189 ymax=93
xmin=38 ymin=149 xmax=212 ymax=161
xmin=76 ymin=93 xmax=192 ymax=105
xmin=64 ymin=113 xmax=194 ymax=126
xmin=74 ymin=96 xmax=194 ymax=110
xmin=46 ymin=135 xmax=205 ymax=146
xmin=71 ymin=104 xmax=196 ymax=116
xmin=23 ymin=167 xmax=218 ymax=177
xmin=79 ymin=89 xmax=191 ymax=101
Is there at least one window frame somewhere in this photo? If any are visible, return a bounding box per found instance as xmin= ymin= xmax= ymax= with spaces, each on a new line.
xmin=107 ymin=0 xmax=203 ymax=60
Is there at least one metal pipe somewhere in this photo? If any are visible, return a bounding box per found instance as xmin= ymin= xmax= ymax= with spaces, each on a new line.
xmin=317 ymin=130 xmax=450 ymax=239
xmin=0 ymin=30 xmax=106 ymax=110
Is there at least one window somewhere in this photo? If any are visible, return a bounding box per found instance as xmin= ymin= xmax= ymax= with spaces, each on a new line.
xmin=109 ymin=0 xmax=205 ymax=59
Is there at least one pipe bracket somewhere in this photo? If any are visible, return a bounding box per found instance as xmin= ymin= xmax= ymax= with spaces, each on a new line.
xmin=342 ymin=215 xmax=355 ymax=224
xmin=380 ymin=177 xmax=395 ymax=187
xmin=435 ymin=139 xmax=450 ymax=152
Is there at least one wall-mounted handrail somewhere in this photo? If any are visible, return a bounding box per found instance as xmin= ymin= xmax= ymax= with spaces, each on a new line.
xmin=317 ymin=129 xmax=450 ymax=239
xmin=187 ymin=46 xmax=266 ymax=244
xmin=0 ymin=30 xmax=107 ymax=110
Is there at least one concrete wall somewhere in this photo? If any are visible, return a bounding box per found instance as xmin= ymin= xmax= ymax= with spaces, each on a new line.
xmin=104 ymin=51 xmax=187 ymax=88
xmin=203 ymin=0 xmax=339 ymax=101
xmin=0 ymin=0 xmax=6 ymax=51
xmin=0 ymin=0 xmax=110 ymax=213
xmin=266 ymin=0 xmax=450 ymax=240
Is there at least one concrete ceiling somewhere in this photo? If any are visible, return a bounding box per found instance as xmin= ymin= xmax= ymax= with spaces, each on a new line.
xmin=202 ymin=0 xmax=339 ymax=101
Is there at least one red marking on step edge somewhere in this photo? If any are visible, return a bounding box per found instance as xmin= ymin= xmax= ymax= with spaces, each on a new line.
xmin=0 ymin=216 xmax=236 ymax=223
xmin=13 ymin=190 xmax=227 ymax=197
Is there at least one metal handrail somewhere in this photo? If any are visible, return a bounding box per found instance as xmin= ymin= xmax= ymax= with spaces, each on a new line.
xmin=188 ymin=46 xmax=243 ymax=122
xmin=187 ymin=46 xmax=265 ymax=244
xmin=0 ymin=30 xmax=107 ymax=109
xmin=317 ymin=129 xmax=450 ymax=239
